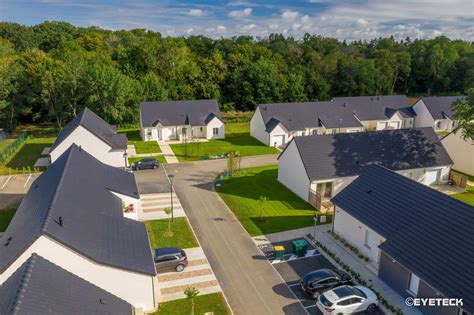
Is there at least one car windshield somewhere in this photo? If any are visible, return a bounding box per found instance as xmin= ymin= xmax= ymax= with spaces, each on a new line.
xmin=351 ymin=287 xmax=367 ymax=298
xmin=304 ymin=270 xmax=331 ymax=283
xmin=320 ymin=295 xmax=333 ymax=307
xmin=333 ymin=269 xmax=348 ymax=279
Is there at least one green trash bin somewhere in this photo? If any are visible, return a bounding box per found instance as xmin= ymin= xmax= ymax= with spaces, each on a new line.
xmin=274 ymin=245 xmax=285 ymax=260
xmin=292 ymin=239 xmax=308 ymax=257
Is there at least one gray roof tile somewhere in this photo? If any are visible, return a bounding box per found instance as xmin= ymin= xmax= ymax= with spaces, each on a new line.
xmin=288 ymin=127 xmax=452 ymax=181
xmin=420 ymin=96 xmax=465 ymax=120
xmin=0 ymin=145 xmax=156 ymax=276
xmin=332 ymin=165 xmax=474 ymax=312
xmin=51 ymin=108 xmax=127 ymax=151
xmin=0 ymin=254 xmax=133 ymax=314
xmin=140 ymin=99 xmax=222 ymax=127
xmin=258 ymin=101 xmax=363 ymax=131
xmin=333 ymin=95 xmax=415 ymax=120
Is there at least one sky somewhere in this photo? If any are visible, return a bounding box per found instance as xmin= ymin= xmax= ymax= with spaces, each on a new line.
xmin=1 ymin=0 xmax=473 ymax=41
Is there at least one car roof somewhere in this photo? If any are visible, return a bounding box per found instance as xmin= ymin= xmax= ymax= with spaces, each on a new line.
xmin=142 ymin=158 xmax=156 ymax=162
xmin=306 ymin=269 xmax=335 ymax=279
xmin=154 ymin=247 xmax=182 ymax=256
xmin=324 ymin=286 xmax=364 ymax=303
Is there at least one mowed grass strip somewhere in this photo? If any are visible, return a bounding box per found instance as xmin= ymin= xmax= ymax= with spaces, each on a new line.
xmin=145 ymin=217 xmax=198 ymax=249
xmin=0 ymin=209 xmax=16 ymax=232
xmin=170 ymin=123 xmax=278 ymax=162
xmin=128 ymin=155 xmax=167 ymax=165
xmin=119 ymin=128 xmax=161 ymax=154
xmin=152 ymin=292 xmax=230 ymax=315
xmin=452 ymin=185 xmax=474 ymax=206
xmin=216 ymin=165 xmax=320 ymax=236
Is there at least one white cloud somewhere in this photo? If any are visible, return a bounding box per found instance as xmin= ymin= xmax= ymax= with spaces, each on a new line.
xmin=237 ymin=23 xmax=256 ymax=32
xmin=229 ymin=7 xmax=252 ymax=18
xmin=188 ymin=9 xmax=205 ymax=16
xmin=217 ymin=25 xmax=227 ymax=32
xmin=281 ymin=10 xmax=300 ymax=20
xmin=186 ymin=28 xmax=194 ymax=34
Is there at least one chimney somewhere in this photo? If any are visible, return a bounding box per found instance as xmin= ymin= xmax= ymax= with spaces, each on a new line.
xmin=58 ymin=216 xmax=63 ymax=227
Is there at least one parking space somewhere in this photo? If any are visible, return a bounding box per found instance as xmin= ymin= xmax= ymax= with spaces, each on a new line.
xmin=133 ymin=165 xmax=171 ymax=195
xmin=0 ymin=174 xmax=38 ymax=209
xmin=256 ymin=237 xmax=384 ymax=315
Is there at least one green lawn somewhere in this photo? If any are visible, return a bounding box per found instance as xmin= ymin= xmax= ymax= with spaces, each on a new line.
xmin=0 ymin=139 xmax=15 ymax=152
xmin=170 ymin=123 xmax=279 ymax=162
xmin=152 ymin=292 xmax=230 ymax=315
xmin=452 ymin=185 xmax=474 ymax=205
xmin=119 ymin=128 xmax=161 ymax=154
xmin=0 ymin=209 xmax=16 ymax=232
xmin=216 ymin=165 xmax=329 ymax=236
xmin=145 ymin=217 xmax=199 ymax=249
xmin=128 ymin=155 xmax=167 ymax=165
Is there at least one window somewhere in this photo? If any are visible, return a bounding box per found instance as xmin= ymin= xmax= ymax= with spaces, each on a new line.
xmin=364 ymin=229 xmax=374 ymax=249
xmin=182 ymin=127 xmax=187 ymax=135
xmin=408 ymin=273 xmax=420 ymax=296
xmin=337 ymin=298 xmax=352 ymax=306
xmin=213 ymin=127 xmax=219 ymax=135
xmin=316 ymin=182 xmax=333 ymax=199
xmin=146 ymin=129 xmax=152 ymax=137
xmin=200 ymin=127 xmax=204 ymax=132
xmin=312 ymin=129 xmax=318 ymax=135
xmin=350 ymin=297 xmax=363 ymax=304
xmin=436 ymin=121 xmax=442 ymax=129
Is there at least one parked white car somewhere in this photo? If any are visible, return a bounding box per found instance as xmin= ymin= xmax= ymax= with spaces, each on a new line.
xmin=316 ymin=285 xmax=378 ymax=314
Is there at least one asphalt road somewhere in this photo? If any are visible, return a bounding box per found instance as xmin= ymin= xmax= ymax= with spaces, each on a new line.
xmin=136 ymin=155 xmax=308 ymax=315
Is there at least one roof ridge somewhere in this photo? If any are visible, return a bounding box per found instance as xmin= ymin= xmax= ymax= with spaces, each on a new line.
xmin=40 ymin=146 xmax=76 ymax=233
xmin=10 ymin=254 xmax=37 ymax=315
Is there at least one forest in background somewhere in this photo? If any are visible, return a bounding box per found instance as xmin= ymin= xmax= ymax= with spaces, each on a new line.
xmin=0 ymin=21 xmax=473 ymax=130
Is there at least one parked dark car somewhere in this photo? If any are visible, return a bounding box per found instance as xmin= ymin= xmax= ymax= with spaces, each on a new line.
xmin=132 ymin=158 xmax=159 ymax=170
xmin=153 ymin=247 xmax=188 ymax=272
xmin=300 ymin=268 xmax=352 ymax=298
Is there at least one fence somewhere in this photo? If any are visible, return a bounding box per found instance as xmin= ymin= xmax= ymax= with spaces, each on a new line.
xmin=0 ymin=132 xmax=30 ymax=164
xmin=449 ymin=170 xmax=468 ymax=189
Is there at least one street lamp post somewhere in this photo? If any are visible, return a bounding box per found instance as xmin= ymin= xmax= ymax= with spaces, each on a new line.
xmin=123 ymin=151 xmax=128 ymax=169
xmin=168 ymin=174 xmax=175 ymax=222
xmin=313 ymin=214 xmax=318 ymax=240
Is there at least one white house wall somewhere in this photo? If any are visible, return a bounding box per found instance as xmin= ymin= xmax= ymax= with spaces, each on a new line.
xmin=442 ymin=132 xmax=474 ymax=175
xmin=0 ymin=236 xmax=156 ymax=311
xmin=277 ymin=141 xmax=310 ymax=201
xmin=413 ymin=100 xmax=435 ymax=128
xmin=49 ymin=126 xmax=124 ymax=167
xmin=110 ymin=191 xmax=141 ymax=221
xmin=206 ymin=117 xmax=225 ymax=139
xmin=250 ymin=108 xmax=270 ymax=145
xmin=333 ymin=206 xmax=386 ymax=265
xmin=269 ymin=124 xmax=289 ymax=146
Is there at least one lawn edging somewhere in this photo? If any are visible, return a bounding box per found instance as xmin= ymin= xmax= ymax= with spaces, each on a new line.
xmin=305 ymin=233 xmax=404 ymax=315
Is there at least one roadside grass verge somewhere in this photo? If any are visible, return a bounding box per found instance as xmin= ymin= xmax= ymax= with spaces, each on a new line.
xmin=152 ymin=292 xmax=230 ymax=315
xmin=145 ymin=217 xmax=198 ymax=249
xmin=216 ymin=165 xmax=329 ymax=236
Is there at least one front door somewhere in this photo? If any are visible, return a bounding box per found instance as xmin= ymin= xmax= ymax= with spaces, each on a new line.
xmin=273 ymin=135 xmax=285 ymax=147
xmin=424 ymin=169 xmax=440 ymax=185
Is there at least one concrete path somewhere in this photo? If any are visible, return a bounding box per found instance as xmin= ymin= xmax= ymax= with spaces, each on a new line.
xmin=155 ymin=247 xmax=222 ymax=302
xmin=164 ymin=155 xmax=306 ymax=315
xmin=157 ymin=141 xmax=179 ymax=164
xmin=139 ymin=193 xmax=186 ymax=221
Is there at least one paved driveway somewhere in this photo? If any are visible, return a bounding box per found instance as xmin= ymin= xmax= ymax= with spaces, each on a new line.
xmin=0 ymin=174 xmax=38 ymax=209
xmin=150 ymin=155 xmax=310 ymax=315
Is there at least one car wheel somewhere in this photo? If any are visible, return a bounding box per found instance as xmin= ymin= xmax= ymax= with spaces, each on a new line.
xmin=176 ymin=264 xmax=185 ymax=272
xmin=366 ymin=304 xmax=377 ymax=313
xmin=153 ymin=165 xmax=158 ymax=169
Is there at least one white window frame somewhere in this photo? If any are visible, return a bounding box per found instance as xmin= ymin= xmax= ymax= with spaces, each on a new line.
xmin=213 ymin=127 xmax=219 ymax=135
xmin=364 ymin=229 xmax=374 ymax=250
xmin=408 ymin=273 xmax=420 ymax=296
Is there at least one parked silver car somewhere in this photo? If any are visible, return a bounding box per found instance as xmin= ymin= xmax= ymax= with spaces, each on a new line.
xmin=316 ymin=285 xmax=378 ymax=314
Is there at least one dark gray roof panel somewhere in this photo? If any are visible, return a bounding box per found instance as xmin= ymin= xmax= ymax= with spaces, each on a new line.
xmin=258 ymin=101 xmax=363 ymax=131
xmin=332 ymin=165 xmax=474 ymax=312
xmin=265 ymin=118 xmax=282 ymax=132
xmin=0 ymin=145 xmax=155 ymax=276
xmin=333 ymin=95 xmax=415 ymax=120
xmin=291 ymin=127 xmax=453 ymax=181
xmin=421 ymin=96 xmax=465 ymax=120
xmin=140 ymin=99 xmax=222 ymax=127
xmin=0 ymin=254 xmax=133 ymax=314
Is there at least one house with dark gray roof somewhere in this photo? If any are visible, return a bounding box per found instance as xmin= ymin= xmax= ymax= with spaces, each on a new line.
xmin=0 ymin=145 xmax=156 ymax=312
xmin=250 ymin=95 xmax=415 ymax=147
xmin=140 ymin=99 xmax=224 ymax=142
xmin=48 ymin=107 xmax=128 ymax=168
xmin=250 ymin=101 xmax=364 ymax=147
xmin=277 ymin=127 xmax=452 ymax=210
xmin=413 ymin=96 xmax=465 ymax=132
xmin=331 ymin=165 xmax=474 ymax=315
xmin=0 ymin=254 xmax=133 ymax=315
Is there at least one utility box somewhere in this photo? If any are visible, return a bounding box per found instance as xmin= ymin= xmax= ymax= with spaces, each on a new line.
xmin=292 ymin=239 xmax=308 ymax=257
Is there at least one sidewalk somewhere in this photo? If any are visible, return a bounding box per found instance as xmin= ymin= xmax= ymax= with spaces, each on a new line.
xmin=157 ymin=141 xmax=179 ymax=164
xmin=312 ymin=226 xmax=422 ymax=315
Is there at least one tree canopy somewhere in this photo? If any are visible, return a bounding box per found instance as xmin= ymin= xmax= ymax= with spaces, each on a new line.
xmin=0 ymin=21 xmax=472 ymax=130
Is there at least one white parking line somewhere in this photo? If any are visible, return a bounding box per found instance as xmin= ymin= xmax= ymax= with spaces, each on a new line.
xmin=305 ymin=305 xmax=317 ymax=309
xmin=24 ymin=174 xmax=33 ymax=187
xmin=0 ymin=176 xmax=12 ymax=190
xmin=288 ymin=283 xmax=300 ymax=287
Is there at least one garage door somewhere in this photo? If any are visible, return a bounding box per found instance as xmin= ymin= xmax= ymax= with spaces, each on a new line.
xmin=424 ymin=169 xmax=440 ymax=185
xmin=273 ymin=135 xmax=285 ymax=147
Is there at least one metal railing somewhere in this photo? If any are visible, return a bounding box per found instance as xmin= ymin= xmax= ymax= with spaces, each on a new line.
xmin=0 ymin=132 xmax=30 ymax=164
